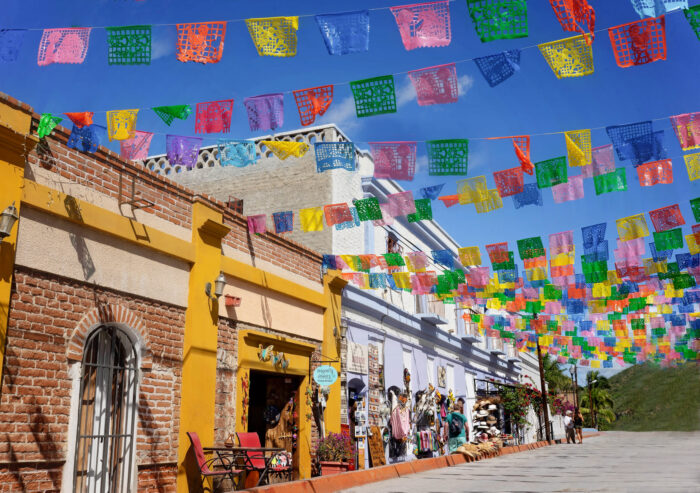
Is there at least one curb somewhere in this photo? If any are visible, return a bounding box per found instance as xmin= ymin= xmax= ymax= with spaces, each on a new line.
xmin=245 ymin=436 xmax=604 ymax=493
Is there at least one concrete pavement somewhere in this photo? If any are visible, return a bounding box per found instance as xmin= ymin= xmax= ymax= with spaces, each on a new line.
xmin=342 ymin=432 xmax=700 ymax=493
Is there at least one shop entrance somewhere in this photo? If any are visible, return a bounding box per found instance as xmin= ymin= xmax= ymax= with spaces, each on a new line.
xmin=248 ymin=370 xmax=302 ymax=477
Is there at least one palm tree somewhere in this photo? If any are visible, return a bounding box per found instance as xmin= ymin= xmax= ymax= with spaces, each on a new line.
xmin=542 ymin=354 xmax=571 ymax=395
xmin=580 ymin=371 xmax=615 ymax=429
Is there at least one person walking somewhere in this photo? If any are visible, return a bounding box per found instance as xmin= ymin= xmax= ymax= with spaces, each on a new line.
xmin=564 ymin=410 xmax=576 ymax=444
xmin=444 ymin=398 xmax=469 ymax=453
xmin=574 ymin=408 xmax=584 ymax=444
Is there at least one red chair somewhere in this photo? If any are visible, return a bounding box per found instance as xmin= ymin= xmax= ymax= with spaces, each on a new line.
xmin=187 ymin=432 xmax=242 ymax=490
xmin=236 ymin=432 xmax=292 ymax=486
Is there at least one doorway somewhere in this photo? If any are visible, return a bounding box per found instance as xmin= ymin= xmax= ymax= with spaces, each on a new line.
xmin=248 ymin=370 xmax=303 ymax=477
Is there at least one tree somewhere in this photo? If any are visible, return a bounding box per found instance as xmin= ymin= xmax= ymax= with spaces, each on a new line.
xmin=580 ymin=371 xmax=616 ymax=429
xmin=541 ymin=354 xmax=571 ymax=395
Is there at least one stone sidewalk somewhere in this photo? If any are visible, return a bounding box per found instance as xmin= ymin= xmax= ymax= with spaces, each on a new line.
xmin=342 ymin=432 xmax=700 ymax=493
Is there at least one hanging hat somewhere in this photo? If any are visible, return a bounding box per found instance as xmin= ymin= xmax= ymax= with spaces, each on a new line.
xmin=488 ymin=404 xmax=497 ymax=411
xmin=478 ymin=410 xmax=489 ymax=417
xmin=487 ymin=416 xmax=497 ymax=425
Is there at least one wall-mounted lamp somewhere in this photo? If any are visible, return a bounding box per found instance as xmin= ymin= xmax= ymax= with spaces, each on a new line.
xmin=0 ymin=202 xmax=19 ymax=241
xmin=205 ymin=271 xmax=226 ymax=300
xmin=333 ymin=324 xmax=347 ymax=340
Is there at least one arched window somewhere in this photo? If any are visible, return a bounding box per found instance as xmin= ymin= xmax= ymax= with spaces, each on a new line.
xmin=73 ymin=325 xmax=138 ymax=493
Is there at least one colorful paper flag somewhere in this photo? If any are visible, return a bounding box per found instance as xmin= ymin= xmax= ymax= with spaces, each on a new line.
xmin=390 ymin=1 xmax=452 ymax=50
xmin=552 ymin=174 xmax=584 ymax=203
xmin=467 ymin=0 xmax=528 ymax=42
xmin=152 ymin=105 xmax=192 ymax=126
xmin=315 ymin=10 xmax=370 ymax=55
xmin=195 ymin=100 xmax=234 ymax=134
xmin=218 ymin=140 xmax=258 ymax=167
xmin=300 ymin=207 xmax=324 ymax=232
xmin=261 ymin=141 xmax=309 ymax=160
xmin=0 ymin=29 xmax=25 ymax=63
xmin=539 ymin=34 xmax=594 ymax=78
xmin=426 ymin=139 xmax=469 ymax=175
xmin=246 ymin=17 xmax=298 ymax=57
xmin=105 ymin=25 xmax=151 ymax=65
xmin=617 ymin=213 xmax=650 ymax=242
xmin=350 ymin=75 xmax=397 ymax=117
xmin=370 ymin=142 xmax=417 ymax=181
xmin=166 ymin=135 xmax=202 ymax=169
xmin=120 ymin=130 xmax=153 ymax=161
xmin=649 ymin=204 xmax=685 ymax=232
xmin=293 ymin=85 xmax=333 ymax=126
xmin=473 ymin=49 xmax=521 ymax=87
xmin=684 ymin=152 xmax=700 ymax=181
xmin=37 ymin=28 xmax=91 ymax=66
xmin=608 ymin=16 xmax=667 ymax=67
xmin=106 ymin=109 xmax=138 ymax=141
xmin=176 ymin=22 xmax=226 ymax=63
xmin=315 ymin=142 xmax=356 ymax=172
xmin=407 ymin=63 xmax=459 ymax=105
xmin=637 ymin=159 xmax=673 ymax=186
xmin=244 ymin=94 xmax=284 ymax=132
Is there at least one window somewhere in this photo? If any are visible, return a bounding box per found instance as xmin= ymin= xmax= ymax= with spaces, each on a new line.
xmin=73 ymin=326 xmax=138 ymax=493
xmin=426 ymin=357 xmax=435 ymax=387
xmin=387 ymin=233 xmax=402 ymax=254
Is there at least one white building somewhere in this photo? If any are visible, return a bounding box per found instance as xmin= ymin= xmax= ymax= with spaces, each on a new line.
xmin=143 ymin=123 xmax=561 ymax=452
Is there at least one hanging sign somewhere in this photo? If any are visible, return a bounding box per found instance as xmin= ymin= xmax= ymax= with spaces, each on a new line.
xmin=347 ymin=341 xmax=369 ymax=374
xmin=313 ymin=365 xmax=338 ymax=386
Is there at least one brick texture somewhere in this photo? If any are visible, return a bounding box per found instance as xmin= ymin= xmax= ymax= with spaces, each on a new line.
xmin=24 ymin=113 xmax=323 ymax=284
xmin=0 ymin=267 xmax=184 ymax=492
xmin=214 ymin=318 xmax=238 ymax=445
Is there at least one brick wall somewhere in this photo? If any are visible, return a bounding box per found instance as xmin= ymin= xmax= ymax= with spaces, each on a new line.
xmin=214 ymin=318 xmax=238 ymax=444
xmin=20 ymin=103 xmax=324 ymax=284
xmin=0 ymin=267 xmax=185 ymax=492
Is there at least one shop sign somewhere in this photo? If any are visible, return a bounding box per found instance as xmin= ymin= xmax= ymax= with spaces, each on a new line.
xmin=347 ymin=341 xmax=368 ymax=374
xmin=313 ymin=365 xmax=338 ymax=386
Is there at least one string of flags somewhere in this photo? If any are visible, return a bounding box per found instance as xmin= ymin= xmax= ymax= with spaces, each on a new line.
xmin=322 ymin=199 xmax=700 ymax=367
xmin=2 ymin=1 xmax=698 ymax=67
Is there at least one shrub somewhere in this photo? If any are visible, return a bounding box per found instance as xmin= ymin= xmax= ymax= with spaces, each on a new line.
xmin=316 ymin=432 xmax=354 ymax=462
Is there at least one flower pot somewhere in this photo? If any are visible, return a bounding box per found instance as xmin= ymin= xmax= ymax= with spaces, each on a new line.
xmin=319 ymin=461 xmax=350 ymax=476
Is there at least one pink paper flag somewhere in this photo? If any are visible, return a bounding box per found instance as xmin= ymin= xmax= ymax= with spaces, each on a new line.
xmin=370 ymin=142 xmax=417 ymax=181
xmin=38 ymin=28 xmax=91 ymax=66
xmin=247 ymin=214 xmax=267 ymax=234
xmin=551 ymin=175 xmax=584 ymax=203
xmin=373 ymin=202 xmax=395 ymax=227
xmin=549 ymin=231 xmax=574 ymax=255
xmin=581 ymin=144 xmax=615 ymax=178
xmin=407 ymin=63 xmax=458 ymax=105
xmin=388 ymin=191 xmax=416 ymax=216
xmin=119 ymin=131 xmax=154 ymax=161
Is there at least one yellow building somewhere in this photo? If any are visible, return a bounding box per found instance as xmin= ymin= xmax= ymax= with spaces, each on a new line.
xmin=0 ymin=93 xmax=345 ymax=492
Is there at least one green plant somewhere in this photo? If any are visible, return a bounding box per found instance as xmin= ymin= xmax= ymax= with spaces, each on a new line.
xmin=315 ymin=432 xmax=353 ymax=462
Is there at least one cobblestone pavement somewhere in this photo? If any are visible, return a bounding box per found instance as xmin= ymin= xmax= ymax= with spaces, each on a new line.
xmin=342 ymin=432 xmax=700 ymax=493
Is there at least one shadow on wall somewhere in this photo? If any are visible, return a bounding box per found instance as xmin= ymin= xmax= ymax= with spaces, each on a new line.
xmin=64 ymin=195 xmax=95 ymax=280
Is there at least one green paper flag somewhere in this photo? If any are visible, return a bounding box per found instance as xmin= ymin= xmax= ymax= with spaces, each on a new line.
xmin=106 ymin=25 xmax=152 ymax=65
xmin=684 ymin=5 xmax=700 ymax=41
xmin=673 ymin=273 xmax=696 ymax=289
xmin=354 ymin=197 xmax=383 ymax=221
xmin=517 ymin=236 xmax=544 ymax=259
xmin=467 ymin=0 xmax=528 ymax=42
xmin=594 ymin=168 xmax=627 ymax=195
xmin=152 ymin=105 xmax=192 ymax=126
xmin=349 ymin=75 xmax=397 ymax=117
xmin=383 ymin=253 xmax=405 ymax=267
xmin=426 ymin=139 xmax=469 ymax=176
xmin=535 ymin=156 xmax=567 ymax=188
xmin=493 ymin=251 xmax=515 ymax=271
xmin=407 ymin=199 xmax=432 ymax=222
xmin=37 ymin=113 xmax=62 ymax=139
xmin=653 ymin=228 xmax=683 ymax=251
xmin=691 ymin=197 xmax=700 ymax=223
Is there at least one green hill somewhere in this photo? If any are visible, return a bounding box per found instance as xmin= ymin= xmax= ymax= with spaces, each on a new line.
xmin=604 ymin=362 xmax=700 ymax=431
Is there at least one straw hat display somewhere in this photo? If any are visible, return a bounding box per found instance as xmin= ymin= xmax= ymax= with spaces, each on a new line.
xmin=470 ymin=396 xmax=501 ymax=442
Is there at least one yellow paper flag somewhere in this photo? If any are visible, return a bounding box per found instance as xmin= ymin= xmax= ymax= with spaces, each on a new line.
xmin=459 ymin=246 xmax=481 ymax=266
xmin=565 ymin=129 xmax=591 ymax=167
xmin=262 ymin=140 xmax=309 ymax=160
xmin=457 ymin=176 xmax=488 ymax=205
xmin=300 ymin=207 xmax=323 ymax=232
xmin=246 ymin=17 xmax=299 ymax=57
xmin=616 ymin=213 xmax=650 ymax=242
xmin=106 ymin=109 xmax=138 ymax=141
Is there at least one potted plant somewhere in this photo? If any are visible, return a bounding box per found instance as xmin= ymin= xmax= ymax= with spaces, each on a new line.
xmin=315 ymin=432 xmax=353 ymax=476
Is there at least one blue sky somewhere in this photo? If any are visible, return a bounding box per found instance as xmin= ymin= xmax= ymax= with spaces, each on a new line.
xmin=3 ymin=1 xmax=699 ymax=376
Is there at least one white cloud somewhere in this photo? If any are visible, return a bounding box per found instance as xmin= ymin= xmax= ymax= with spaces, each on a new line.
xmin=457 ymin=74 xmax=475 ymax=96
xmin=317 ymin=96 xmax=361 ymax=133
xmin=397 ymin=73 xmax=474 ymax=108
xmin=151 ymin=33 xmax=175 ymax=60
xmin=415 ymin=154 xmax=429 ymax=173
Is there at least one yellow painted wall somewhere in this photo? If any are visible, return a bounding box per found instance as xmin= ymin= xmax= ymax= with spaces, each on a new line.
xmin=0 ymin=105 xmax=36 ymax=389
xmin=219 ymin=275 xmax=324 ymax=341
xmin=321 ymin=272 xmax=347 ymax=436
xmin=177 ymin=202 xmax=230 ymax=493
